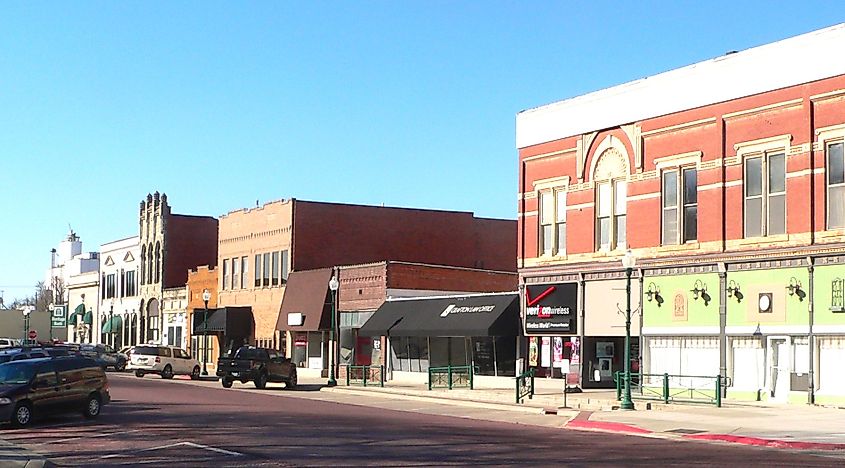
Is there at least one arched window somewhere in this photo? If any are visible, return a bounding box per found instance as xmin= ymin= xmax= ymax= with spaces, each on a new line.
xmin=140 ymin=245 xmax=146 ymax=285
xmin=147 ymin=243 xmax=154 ymax=284
xmin=154 ymin=242 xmax=161 ymax=284
xmin=592 ymin=145 xmax=629 ymax=252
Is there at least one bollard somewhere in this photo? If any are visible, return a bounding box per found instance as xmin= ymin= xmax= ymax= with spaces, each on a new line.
xmin=716 ymin=375 xmax=722 ymax=408
xmin=380 ymin=365 xmax=385 ymax=387
xmin=663 ymin=373 xmax=670 ymax=404
xmin=615 ymin=371 xmax=622 ymax=400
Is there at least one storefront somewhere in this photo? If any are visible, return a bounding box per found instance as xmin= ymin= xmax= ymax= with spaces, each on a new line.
xmin=360 ymin=292 xmax=521 ymax=381
xmin=276 ymin=268 xmax=333 ymax=374
xmin=192 ymin=306 xmax=254 ymax=372
xmin=524 ymin=282 xmax=580 ymax=386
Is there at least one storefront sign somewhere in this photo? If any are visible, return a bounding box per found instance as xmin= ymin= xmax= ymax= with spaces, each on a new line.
xmin=440 ymin=304 xmax=496 ymax=317
xmin=294 ymin=334 xmax=307 ymax=347
xmin=287 ymin=312 xmax=304 ymax=326
xmin=524 ymin=283 xmax=578 ymax=334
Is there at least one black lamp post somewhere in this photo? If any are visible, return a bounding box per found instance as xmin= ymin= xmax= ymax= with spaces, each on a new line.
xmin=202 ymin=288 xmax=211 ymax=376
xmin=327 ymin=274 xmax=339 ymax=387
xmin=620 ymin=250 xmax=637 ymax=410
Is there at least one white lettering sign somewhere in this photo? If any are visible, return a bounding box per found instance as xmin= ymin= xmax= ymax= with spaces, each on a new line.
xmin=440 ymin=304 xmax=496 ymax=317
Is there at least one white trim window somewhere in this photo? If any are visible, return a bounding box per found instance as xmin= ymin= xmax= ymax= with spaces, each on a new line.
xmin=662 ymin=167 xmax=697 ymax=244
xmin=744 ymin=152 xmax=786 ymax=238
xmin=538 ymin=189 xmax=566 ymax=256
xmin=222 ymin=258 xmax=230 ymax=291
xmin=827 ymin=141 xmax=845 ymax=229
xmin=596 ymin=180 xmax=626 ymax=251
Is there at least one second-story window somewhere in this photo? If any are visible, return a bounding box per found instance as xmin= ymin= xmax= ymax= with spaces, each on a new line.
xmin=271 ymin=251 xmax=279 ymax=286
xmin=254 ymin=254 xmax=261 ymax=287
xmin=662 ymin=167 xmax=697 ymax=244
xmin=232 ymin=258 xmax=239 ymax=289
xmin=241 ymin=256 xmax=248 ymax=288
xmin=744 ymin=153 xmax=785 ymax=238
xmin=596 ymin=180 xmax=626 ymax=251
xmin=125 ymin=270 xmax=136 ymax=297
xmin=222 ymin=259 xmax=230 ymax=290
xmin=538 ymin=190 xmax=566 ymax=256
xmin=828 ymin=142 xmax=844 ymax=229
xmin=263 ymin=253 xmax=271 ymax=287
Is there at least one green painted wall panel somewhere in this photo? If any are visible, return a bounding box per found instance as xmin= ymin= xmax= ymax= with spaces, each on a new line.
xmin=812 ymin=264 xmax=845 ymax=326
xmin=642 ymin=273 xmax=720 ymax=328
xmin=726 ymin=268 xmax=808 ymax=326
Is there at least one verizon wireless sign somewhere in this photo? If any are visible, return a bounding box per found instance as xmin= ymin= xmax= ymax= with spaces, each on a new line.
xmin=524 ymin=283 xmax=578 ymax=335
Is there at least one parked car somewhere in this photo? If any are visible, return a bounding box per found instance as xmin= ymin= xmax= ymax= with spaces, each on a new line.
xmin=217 ymin=346 xmax=297 ymax=389
xmin=0 ymin=338 xmax=19 ymax=349
xmin=79 ymin=344 xmax=126 ymax=371
xmin=0 ymin=356 xmax=110 ymax=427
xmin=117 ymin=346 xmax=134 ymax=361
xmin=127 ymin=345 xmax=200 ymax=380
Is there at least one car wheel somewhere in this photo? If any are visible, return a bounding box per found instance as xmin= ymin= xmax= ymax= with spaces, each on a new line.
xmin=190 ymin=366 xmax=200 ymax=380
xmin=82 ymin=394 xmax=101 ymax=419
xmin=135 ymin=370 xmax=145 ymax=378
xmin=254 ymin=372 xmax=268 ymax=389
xmin=222 ymin=378 xmax=233 ymax=388
xmin=161 ymin=365 xmax=174 ymax=380
xmin=286 ymin=370 xmax=297 ymax=390
xmin=11 ymin=402 xmax=32 ymax=428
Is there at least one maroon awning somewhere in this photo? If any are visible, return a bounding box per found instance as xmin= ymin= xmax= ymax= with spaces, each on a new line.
xmin=276 ymin=268 xmax=333 ymax=332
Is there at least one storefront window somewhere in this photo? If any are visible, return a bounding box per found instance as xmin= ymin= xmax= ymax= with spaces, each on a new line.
xmin=472 ymin=337 xmax=496 ymax=376
xmin=495 ymin=336 xmax=517 ymax=377
xmin=408 ymin=337 xmax=429 ymax=372
xmin=391 ymin=337 xmax=409 ymax=371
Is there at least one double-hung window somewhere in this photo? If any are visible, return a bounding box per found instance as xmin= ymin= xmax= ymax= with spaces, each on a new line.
xmin=662 ymin=168 xmax=697 ymax=244
xmin=744 ymin=153 xmax=785 ymax=238
xmin=254 ymin=254 xmax=262 ymax=287
xmin=231 ymin=258 xmax=239 ymax=289
xmin=596 ymin=180 xmax=627 ymax=251
xmin=828 ymin=141 xmax=845 ymax=229
xmin=222 ymin=259 xmax=230 ymax=290
xmin=538 ymin=190 xmax=566 ymax=256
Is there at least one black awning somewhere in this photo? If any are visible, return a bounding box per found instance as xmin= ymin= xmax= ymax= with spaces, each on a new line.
xmin=360 ymin=293 xmax=520 ymax=337
xmin=193 ymin=307 xmax=254 ymax=337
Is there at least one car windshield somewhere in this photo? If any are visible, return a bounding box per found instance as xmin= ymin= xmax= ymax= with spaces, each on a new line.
xmin=0 ymin=362 xmax=36 ymax=384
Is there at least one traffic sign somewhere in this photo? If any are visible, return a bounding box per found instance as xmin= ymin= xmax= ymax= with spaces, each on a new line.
xmin=28 ymin=330 xmax=37 ymax=340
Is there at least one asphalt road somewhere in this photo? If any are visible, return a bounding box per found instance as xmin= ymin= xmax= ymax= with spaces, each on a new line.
xmin=0 ymin=373 xmax=839 ymax=467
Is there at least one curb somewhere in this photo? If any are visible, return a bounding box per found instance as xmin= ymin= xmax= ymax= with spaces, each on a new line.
xmin=564 ymin=419 xmax=653 ymax=434
xmin=684 ymin=433 xmax=845 ymax=451
xmin=322 ymin=386 xmax=571 ymax=416
xmin=0 ymin=439 xmax=56 ymax=468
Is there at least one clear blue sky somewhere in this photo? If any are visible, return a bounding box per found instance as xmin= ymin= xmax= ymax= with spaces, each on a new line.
xmin=0 ymin=2 xmax=841 ymax=303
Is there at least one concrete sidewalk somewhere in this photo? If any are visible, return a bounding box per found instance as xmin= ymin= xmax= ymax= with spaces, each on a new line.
xmin=323 ymin=377 xmax=845 ymax=452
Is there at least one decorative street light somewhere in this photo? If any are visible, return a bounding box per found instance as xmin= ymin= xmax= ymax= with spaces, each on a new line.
xmin=620 ymin=249 xmax=637 ymax=410
xmin=327 ymin=274 xmax=339 ymax=387
xmin=201 ymin=288 xmax=211 ymax=376
xmin=22 ymin=306 xmax=34 ymax=345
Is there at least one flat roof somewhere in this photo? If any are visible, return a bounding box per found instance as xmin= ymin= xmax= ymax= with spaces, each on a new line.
xmin=516 ymin=23 xmax=845 ymax=149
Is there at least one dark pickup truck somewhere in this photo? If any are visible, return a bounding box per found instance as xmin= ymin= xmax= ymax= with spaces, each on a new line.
xmin=216 ymin=346 xmax=297 ymax=389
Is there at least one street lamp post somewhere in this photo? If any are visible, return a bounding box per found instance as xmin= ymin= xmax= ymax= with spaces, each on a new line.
xmin=201 ymin=289 xmax=211 ymax=376
xmin=621 ymin=250 xmax=637 ymax=410
xmin=22 ymin=306 xmax=34 ymax=345
xmin=327 ymin=274 xmax=339 ymax=387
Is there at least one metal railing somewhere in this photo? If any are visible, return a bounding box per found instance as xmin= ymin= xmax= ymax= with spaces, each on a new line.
xmin=428 ymin=365 xmax=474 ymax=390
xmin=516 ymin=368 xmax=535 ymax=404
xmin=342 ymin=365 xmax=385 ymax=387
xmin=615 ymin=372 xmax=729 ymax=407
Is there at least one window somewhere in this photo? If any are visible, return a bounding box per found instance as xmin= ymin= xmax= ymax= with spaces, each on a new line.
xmin=105 ymin=274 xmax=116 ymax=299
xmin=271 ymin=251 xmax=279 ymax=286
xmin=140 ymin=246 xmax=146 ymax=285
xmin=263 ymin=253 xmax=271 ymax=287
xmin=744 ymin=153 xmax=785 ymax=237
xmin=241 ymin=257 xmax=248 ymax=289
xmin=154 ymin=243 xmax=161 ymax=283
xmin=662 ymin=168 xmax=697 ymax=244
xmin=222 ymin=259 xmax=230 ymax=290
xmin=538 ymin=190 xmax=566 ymax=256
xmin=596 ymin=180 xmax=627 ymax=250
xmin=281 ymin=251 xmax=289 ymax=283
xmin=254 ymin=254 xmax=261 ymax=287
xmin=125 ymin=270 xmax=137 ymax=297
xmin=231 ymin=258 xmax=239 ymax=289
xmin=828 ymin=142 xmax=845 ymax=229
xmin=120 ymin=269 xmax=125 ymax=298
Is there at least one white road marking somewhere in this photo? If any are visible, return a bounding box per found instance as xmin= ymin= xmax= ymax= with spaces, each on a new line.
xmin=35 ymin=429 xmax=144 ymax=445
xmin=99 ymin=441 xmax=244 ymax=459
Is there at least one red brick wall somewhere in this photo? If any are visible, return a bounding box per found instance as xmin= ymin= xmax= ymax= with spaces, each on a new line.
xmin=518 ymin=73 xmax=845 ymax=263
xmin=292 ymin=201 xmax=516 ymax=273
xmin=163 ymin=215 xmax=219 ymax=289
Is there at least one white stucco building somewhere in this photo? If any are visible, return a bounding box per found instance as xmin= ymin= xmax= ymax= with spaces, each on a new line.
xmin=97 ymin=236 xmax=142 ymax=348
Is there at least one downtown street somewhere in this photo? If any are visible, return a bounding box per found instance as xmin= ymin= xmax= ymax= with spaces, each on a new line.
xmin=0 ymin=374 xmax=840 ymax=467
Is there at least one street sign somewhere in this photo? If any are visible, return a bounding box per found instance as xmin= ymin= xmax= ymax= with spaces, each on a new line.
xmin=51 ymin=306 xmax=66 ymax=328
xmin=28 ymin=330 xmax=37 ymax=340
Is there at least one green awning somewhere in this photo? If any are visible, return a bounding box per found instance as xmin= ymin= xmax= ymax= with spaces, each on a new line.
xmin=69 ymin=304 xmax=86 ymax=320
xmin=101 ymin=315 xmax=122 ymax=333
xmin=83 ymin=310 xmax=93 ymax=325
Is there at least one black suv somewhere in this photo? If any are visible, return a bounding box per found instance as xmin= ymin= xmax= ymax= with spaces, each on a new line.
xmin=80 ymin=344 xmax=127 ymax=371
xmin=0 ymin=357 xmax=111 ymax=427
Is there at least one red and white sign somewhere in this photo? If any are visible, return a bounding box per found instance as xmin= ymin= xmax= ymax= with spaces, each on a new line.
xmin=28 ymin=330 xmax=37 ymax=340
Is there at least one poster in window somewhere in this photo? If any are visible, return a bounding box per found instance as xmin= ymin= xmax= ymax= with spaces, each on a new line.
xmin=528 ymin=336 xmax=538 ymax=367
xmin=541 ymin=337 xmax=551 ymax=367
xmin=553 ymin=337 xmax=564 ymax=366
xmin=569 ymin=337 xmax=580 ymax=365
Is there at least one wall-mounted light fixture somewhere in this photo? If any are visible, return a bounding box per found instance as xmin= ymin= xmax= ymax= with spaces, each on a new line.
xmin=787 ymin=277 xmax=806 ymax=301
xmin=726 ymin=280 xmax=743 ymax=303
xmin=691 ymin=279 xmax=711 ymax=305
xmin=645 ymin=282 xmax=663 ymax=306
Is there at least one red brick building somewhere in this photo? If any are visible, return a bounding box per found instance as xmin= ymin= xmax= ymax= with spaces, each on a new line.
xmin=516 ymin=24 xmax=845 ymax=400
